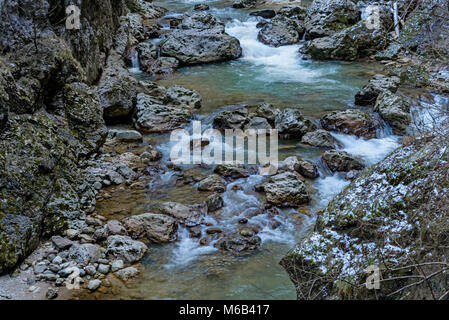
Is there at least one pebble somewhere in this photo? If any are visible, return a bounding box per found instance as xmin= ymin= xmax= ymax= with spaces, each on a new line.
xmin=46 ymin=288 xmax=58 ymax=300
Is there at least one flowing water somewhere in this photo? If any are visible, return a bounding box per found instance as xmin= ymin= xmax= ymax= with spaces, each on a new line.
xmin=91 ymin=1 xmax=402 ymax=300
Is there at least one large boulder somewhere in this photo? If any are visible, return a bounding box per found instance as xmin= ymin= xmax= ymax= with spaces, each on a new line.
xmin=263 ymin=172 xmax=310 ymax=206
xmin=275 ymin=108 xmax=317 ymax=139
xmin=122 ymin=213 xmax=178 ymax=243
xmin=161 ymin=13 xmax=242 ymax=65
xmin=213 ymin=107 xmax=249 ymax=130
xmin=157 ymin=202 xmax=203 ymax=227
xmin=301 ymin=129 xmax=339 ymax=149
xmin=214 ymin=164 xmax=249 ymax=179
xmin=215 ymin=234 xmax=261 ymax=255
xmin=305 ymin=21 xmax=388 ymax=61
xmin=148 ymin=57 xmax=179 ymax=78
xmin=374 ymin=92 xmax=411 ymax=134
xmin=322 ymin=150 xmax=365 ymax=172
xmin=321 ymin=109 xmax=380 ymax=139
xmin=162 ymin=86 xmax=202 ymax=110
xmin=305 ymin=0 xmax=359 ymax=39
xmin=133 ymin=93 xmax=192 ymax=133
xmin=106 ymin=235 xmax=148 ymax=265
xmin=68 ymin=244 xmax=102 ymax=266
xmin=97 ymin=54 xmax=139 ymax=121
xmin=258 ymin=15 xmax=305 ymax=47
xmin=355 ymin=74 xmax=401 ymax=106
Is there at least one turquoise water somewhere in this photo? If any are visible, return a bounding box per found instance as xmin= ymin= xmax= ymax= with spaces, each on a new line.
xmin=95 ymin=1 xmax=396 ymax=300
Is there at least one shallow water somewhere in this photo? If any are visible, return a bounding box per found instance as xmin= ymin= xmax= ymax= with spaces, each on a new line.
xmin=93 ymin=1 xmax=398 ymax=300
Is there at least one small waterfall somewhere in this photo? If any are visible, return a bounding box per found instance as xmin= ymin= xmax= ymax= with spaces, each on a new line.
xmin=301 ymin=30 xmax=307 ymax=42
xmin=129 ymin=50 xmax=142 ymax=74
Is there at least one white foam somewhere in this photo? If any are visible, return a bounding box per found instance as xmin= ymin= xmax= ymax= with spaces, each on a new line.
xmin=225 ymin=19 xmax=324 ymax=83
xmin=165 ymin=228 xmax=217 ymax=269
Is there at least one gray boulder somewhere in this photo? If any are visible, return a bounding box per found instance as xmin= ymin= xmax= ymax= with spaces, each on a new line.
xmin=305 ymin=0 xmax=359 ymax=39
xmin=68 ymin=244 xmax=102 ymax=266
xmin=106 ymin=235 xmax=148 ymax=265
xmin=301 ymin=129 xmax=339 ymax=149
xmin=258 ymin=15 xmax=305 ymax=47
xmin=263 ymin=172 xmax=310 ymax=206
xmin=198 ymin=174 xmax=226 ymax=192
xmin=213 ymin=108 xmax=249 ymax=130
xmin=133 ymin=93 xmax=192 ymax=133
xmin=162 ymin=85 xmax=202 ymax=110
xmin=321 ymin=109 xmax=380 ymax=139
xmin=374 ymin=91 xmax=411 ymax=134
xmin=275 ymin=108 xmax=317 ymax=139
xmin=305 ymin=21 xmax=388 ymax=61
xmin=122 ymin=213 xmax=178 ymax=243
xmin=355 ymin=74 xmax=401 ymax=106
xmin=322 ymin=150 xmax=365 ymax=172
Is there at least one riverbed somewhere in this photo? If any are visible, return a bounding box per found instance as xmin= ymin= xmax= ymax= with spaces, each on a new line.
xmin=85 ymin=0 xmax=400 ymax=300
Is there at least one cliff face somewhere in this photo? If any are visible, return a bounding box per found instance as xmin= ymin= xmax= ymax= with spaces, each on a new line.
xmin=0 ymin=0 xmax=130 ymax=274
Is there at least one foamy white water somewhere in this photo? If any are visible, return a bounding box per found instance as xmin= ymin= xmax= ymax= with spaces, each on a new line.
xmin=225 ymin=19 xmax=325 ymax=83
xmin=332 ymin=132 xmax=400 ymax=166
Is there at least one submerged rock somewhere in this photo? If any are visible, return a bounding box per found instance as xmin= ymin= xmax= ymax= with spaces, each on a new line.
xmin=322 ymin=150 xmax=365 ymax=172
xmin=263 ymin=172 xmax=309 ymax=206
xmin=215 ymin=234 xmax=261 ymax=254
xmin=321 ymin=109 xmax=380 ymax=139
xmin=161 ymin=13 xmax=242 ymax=65
xmin=214 ymin=164 xmax=249 ymax=179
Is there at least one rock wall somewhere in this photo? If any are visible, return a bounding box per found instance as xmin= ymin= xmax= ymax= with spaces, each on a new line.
xmin=0 ymin=0 xmax=143 ymax=274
